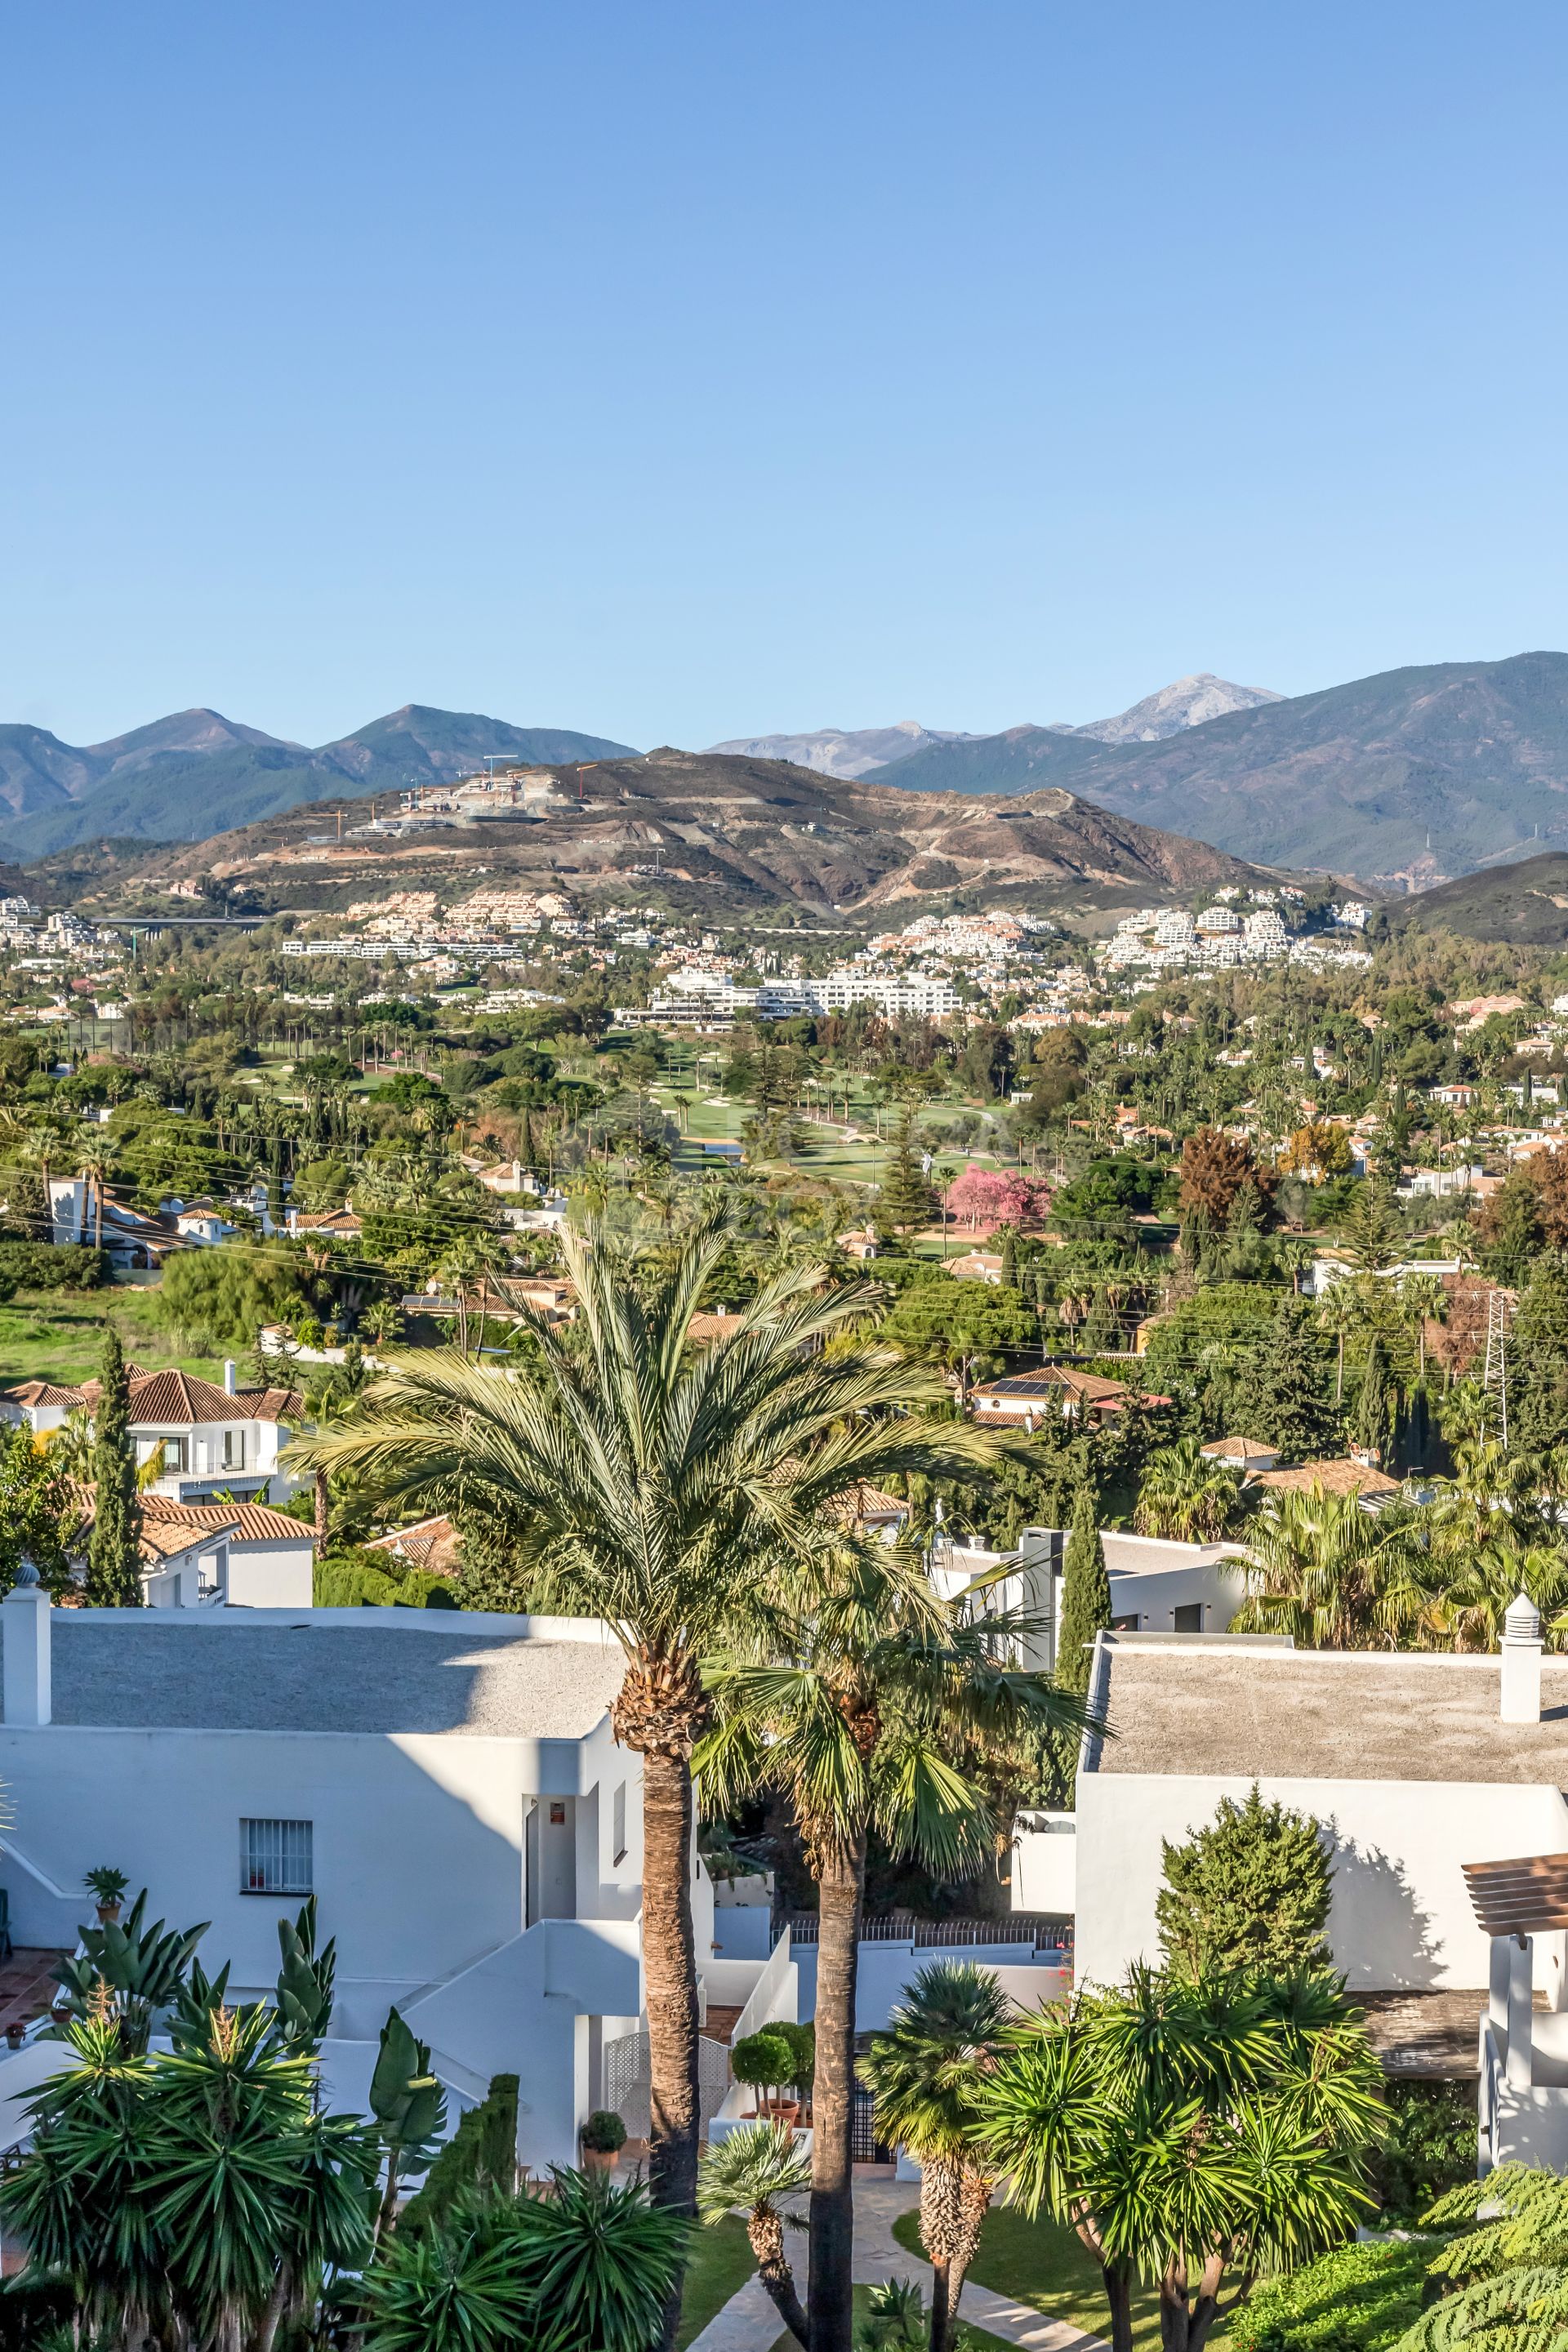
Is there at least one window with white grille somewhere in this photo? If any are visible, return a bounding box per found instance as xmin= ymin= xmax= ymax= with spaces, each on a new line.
xmin=612 ymin=1782 xmax=628 ymax=1866
xmin=241 ymin=1818 xmax=313 ymax=1895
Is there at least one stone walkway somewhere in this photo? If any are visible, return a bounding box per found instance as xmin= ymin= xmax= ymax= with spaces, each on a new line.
xmin=688 ymin=2176 xmax=1108 ymax=2352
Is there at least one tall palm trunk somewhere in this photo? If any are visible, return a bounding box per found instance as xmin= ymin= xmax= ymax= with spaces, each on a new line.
xmin=808 ymin=1824 xmax=866 ymax=2352
xmin=615 ymin=1650 xmax=706 ymax=2352
xmin=920 ymin=2153 xmax=965 ymax=2352
xmin=314 ymin=1469 xmax=330 ymax=1546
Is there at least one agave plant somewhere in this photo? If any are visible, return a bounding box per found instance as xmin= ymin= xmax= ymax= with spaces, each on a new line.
xmin=52 ymin=1889 xmax=210 ymax=2055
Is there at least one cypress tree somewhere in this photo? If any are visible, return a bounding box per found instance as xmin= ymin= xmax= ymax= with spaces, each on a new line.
xmin=1156 ymin=1785 xmax=1331 ymax=1976
xmin=86 ymin=1326 xmax=142 ymax=1607
xmin=1049 ymin=1484 xmax=1111 ymax=1798
xmin=1250 ymin=1298 xmax=1339 ymax=1463
xmin=1354 ymin=1334 xmax=1391 ymax=1459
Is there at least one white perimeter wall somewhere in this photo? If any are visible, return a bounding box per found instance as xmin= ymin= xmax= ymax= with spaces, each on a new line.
xmin=1075 ymin=1771 xmax=1568 ymax=1991
xmin=224 ymin=1543 xmax=314 ymax=1609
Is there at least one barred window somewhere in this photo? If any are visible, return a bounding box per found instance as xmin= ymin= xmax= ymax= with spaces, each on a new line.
xmin=241 ymin=1818 xmax=313 ymax=1895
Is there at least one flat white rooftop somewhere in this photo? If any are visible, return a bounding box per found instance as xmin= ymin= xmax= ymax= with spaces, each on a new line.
xmin=0 ymin=1609 xmax=626 ymax=1738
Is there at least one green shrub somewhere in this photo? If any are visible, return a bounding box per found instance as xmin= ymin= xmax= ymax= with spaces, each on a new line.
xmin=1227 ymin=2238 xmax=1432 ymax=2352
xmin=581 ymin=2108 xmax=628 ymax=2154
xmin=1368 ymin=2081 xmax=1477 ymax=2222
xmin=0 ymin=1242 xmax=109 ymax=1291
xmin=313 ymin=1549 xmax=458 ymax=1610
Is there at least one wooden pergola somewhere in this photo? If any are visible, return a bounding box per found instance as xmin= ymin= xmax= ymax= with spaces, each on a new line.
xmin=1463 ymin=1854 xmax=1568 ymax=1944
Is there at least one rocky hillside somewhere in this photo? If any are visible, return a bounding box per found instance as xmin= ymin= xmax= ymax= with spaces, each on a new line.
xmin=45 ymin=746 xmax=1307 ymax=921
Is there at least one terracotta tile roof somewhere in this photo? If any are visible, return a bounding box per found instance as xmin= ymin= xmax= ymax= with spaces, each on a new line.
xmin=1249 ymin=1457 xmax=1402 ymax=1499
xmin=688 ymin=1310 xmax=746 ymax=1346
xmin=365 ymin=1515 xmax=460 ymax=1575
xmin=975 ymin=1366 xmax=1129 ymax=1403
xmin=140 ymin=1497 xmax=314 ymax=1546
xmin=1200 ymin=1437 xmax=1278 ymax=1463
xmin=2 ymin=1380 xmax=87 ymax=1409
xmin=136 ymin=1517 xmax=235 ymax=1566
xmin=74 ymin=1370 xmax=301 ymax=1428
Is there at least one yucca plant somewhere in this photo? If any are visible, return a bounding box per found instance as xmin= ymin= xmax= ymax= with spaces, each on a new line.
xmin=972 ymin=1965 xmax=1385 ymax=2352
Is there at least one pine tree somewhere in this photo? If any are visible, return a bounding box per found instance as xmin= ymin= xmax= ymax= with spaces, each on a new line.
xmin=86 ymin=1326 xmax=142 ymax=1607
xmin=1156 ymin=1785 xmax=1331 ymax=1975
xmin=877 ymin=1111 xmax=938 ymax=1236
xmin=1250 ymin=1298 xmax=1339 ymax=1463
xmin=1049 ymin=1484 xmax=1111 ymax=1797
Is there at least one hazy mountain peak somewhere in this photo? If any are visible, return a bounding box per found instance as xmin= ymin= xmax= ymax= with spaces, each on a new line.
xmin=1075 ymin=673 xmax=1284 ymax=744
xmin=706 ymin=721 xmax=978 ymax=781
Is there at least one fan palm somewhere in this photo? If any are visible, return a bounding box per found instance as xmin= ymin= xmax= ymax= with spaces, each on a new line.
xmin=697 ymin=1549 xmax=1082 ymax=2352
xmin=1132 ymin=1439 xmax=1239 ymax=1544
xmin=291 ymin=1210 xmax=1001 ymax=2341
xmin=1232 ymin=1485 xmax=1423 ymax=1650
xmin=860 ymin=1964 xmax=1015 ymax=2352
xmin=697 ymin=2123 xmax=812 ymax=2346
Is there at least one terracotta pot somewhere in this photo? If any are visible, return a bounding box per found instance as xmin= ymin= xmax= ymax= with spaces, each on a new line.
xmin=96 ymin=1902 xmax=122 ymax=1926
xmin=581 ymin=2144 xmax=619 ymax=2175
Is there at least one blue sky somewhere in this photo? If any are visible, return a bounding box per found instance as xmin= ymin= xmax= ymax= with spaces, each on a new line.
xmin=2 ymin=1 xmax=1565 ymax=750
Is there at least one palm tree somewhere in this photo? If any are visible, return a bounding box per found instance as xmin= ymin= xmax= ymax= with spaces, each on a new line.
xmin=1418 ymin=1538 xmax=1568 ymax=1652
xmin=290 ymin=1212 xmax=1000 ymax=2350
xmin=76 ymin=1133 xmax=114 ymax=1252
xmin=697 ymin=1551 xmax=1080 ymax=2352
xmin=861 ymin=1964 xmax=1014 ymax=2352
xmin=436 ymin=1236 xmax=483 ymax=1355
xmin=1314 ymin=1280 xmax=1365 ymax=1405
xmin=697 ymin=2123 xmax=811 ymax=2346
xmin=1232 ymin=1484 xmax=1423 ymax=1649
xmin=300 ymin=1375 xmax=354 ymax=1548
xmin=1132 ymin=1438 xmax=1239 ymax=1543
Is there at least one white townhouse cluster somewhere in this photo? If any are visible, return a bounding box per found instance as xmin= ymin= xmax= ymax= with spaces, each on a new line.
xmin=1100 ymin=898 xmax=1370 ymax=978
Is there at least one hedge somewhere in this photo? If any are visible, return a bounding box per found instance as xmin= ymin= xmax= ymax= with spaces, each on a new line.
xmin=0 ymin=1242 xmax=109 ymax=1291
xmin=1227 ymin=2239 xmax=1432 ymax=2352
xmin=401 ymin=2074 xmax=520 ymax=2231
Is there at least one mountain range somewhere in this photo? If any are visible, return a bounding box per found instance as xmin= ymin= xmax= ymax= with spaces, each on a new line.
xmin=867 ymin=654 xmax=1568 ymax=886
xmin=12 ymin=654 xmax=1568 ymax=889
xmin=707 ymin=674 xmax=1279 ymax=781
xmin=0 ymin=707 xmax=635 ymax=859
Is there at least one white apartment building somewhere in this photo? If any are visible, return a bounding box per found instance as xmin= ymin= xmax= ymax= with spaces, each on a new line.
xmin=0 ymin=1597 xmax=662 ymax=2172
xmin=0 ymin=1365 xmax=302 ymax=1509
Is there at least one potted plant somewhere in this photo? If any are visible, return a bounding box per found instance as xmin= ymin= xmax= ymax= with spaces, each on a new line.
xmin=84 ymin=1866 xmax=129 ymax=1926
xmin=776 ymin=2019 xmax=815 ymax=2123
xmin=579 ymin=2109 xmax=627 ymax=2175
xmin=732 ymin=2027 xmax=795 ymax=2119
xmin=4 ymin=2021 xmax=24 ymax=2051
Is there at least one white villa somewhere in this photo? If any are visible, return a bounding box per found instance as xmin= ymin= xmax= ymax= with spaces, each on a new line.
xmin=0 ymin=1363 xmax=303 ymax=1508
xmin=1013 ymin=1610 xmax=1568 ymax=2172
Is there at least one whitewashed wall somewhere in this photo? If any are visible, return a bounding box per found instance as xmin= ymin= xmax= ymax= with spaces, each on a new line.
xmin=1074 ymin=1771 xmax=1568 ymax=1991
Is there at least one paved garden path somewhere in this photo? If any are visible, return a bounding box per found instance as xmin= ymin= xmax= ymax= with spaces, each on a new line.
xmin=688 ymin=2177 xmax=1109 ymax=2352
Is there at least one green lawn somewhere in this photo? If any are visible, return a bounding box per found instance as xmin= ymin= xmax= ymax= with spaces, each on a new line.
xmin=678 ymin=2215 xmax=757 ymax=2350
xmin=0 ymin=1284 xmax=229 ymax=1392
xmin=894 ymin=2205 xmax=1162 ymax=2352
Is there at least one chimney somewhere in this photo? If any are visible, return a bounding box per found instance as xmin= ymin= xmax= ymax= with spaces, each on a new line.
xmin=223 ymin=1359 xmax=237 ymax=1396
xmin=1502 ymin=1591 xmax=1544 ymax=1723
xmin=3 ymin=1561 xmax=51 ymax=1726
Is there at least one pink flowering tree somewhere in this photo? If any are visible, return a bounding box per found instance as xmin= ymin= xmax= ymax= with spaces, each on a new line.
xmin=942 ymin=1167 xmax=1051 ymax=1235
